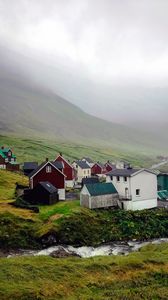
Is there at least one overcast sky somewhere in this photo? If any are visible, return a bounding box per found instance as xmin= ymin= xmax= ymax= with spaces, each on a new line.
xmin=0 ymin=0 xmax=167 ymax=124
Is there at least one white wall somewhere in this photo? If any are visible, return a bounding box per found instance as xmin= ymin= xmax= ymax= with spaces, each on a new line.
xmin=106 ymin=170 xmax=157 ymax=211
xmin=77 ymin=167 xmax=91 ymax=183
xmin=58 ymin=188 xmax=65 ymax=200
xmin=121 ymin=198 xmax=157 ymax=211
xmin=130 ymin=171 xmax=157 ymax=200
xmin=106 ymin=175 xmax=131 ymax=199
xmin=80 ymin=185 xmax=90 ymax=207
xmin=65 ymin=180 xmax=75 ymax=188
xmin=0 ymin=165 xmax=6 ymax=169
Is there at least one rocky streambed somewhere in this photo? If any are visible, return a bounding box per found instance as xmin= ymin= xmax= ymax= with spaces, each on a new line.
xmin=2 ymin=238 xmax=168 ymax=259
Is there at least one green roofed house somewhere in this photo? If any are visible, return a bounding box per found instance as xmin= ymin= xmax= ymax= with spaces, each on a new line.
xmin=157 ymin=173 xmax=168 ymax=201
xmin=0 ymin=146 xmax=19 ymax=171
xmin=157 ymin=173 xmax=168 ymax=191
xmin=158 ymin=190 xmax=168 ymax=201
xmin=80 ymin=182 xmax=118 ymax=209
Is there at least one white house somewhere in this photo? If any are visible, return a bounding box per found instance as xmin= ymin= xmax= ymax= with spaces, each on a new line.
xmin=106 ymin=168 xmax=157 ymax=211
xmin=82 ymin=157 xmax=94 ymax=168
xmin=80 ymin=182 xmax=118 ymax=209
xmin=72 ymin=160 xmax=91 ymax=183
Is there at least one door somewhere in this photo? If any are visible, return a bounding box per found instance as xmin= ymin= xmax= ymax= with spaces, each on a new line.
xmin=125 ymin=188 xmax=129 ymax=199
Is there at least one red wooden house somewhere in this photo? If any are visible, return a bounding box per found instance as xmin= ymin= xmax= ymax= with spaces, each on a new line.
xmin=28 ymin=159 xmax=66 ymax=200
xmin=55 ymin=153 xmax=75 ymax=188
xmin=91 ymin=162 xmax=107 ymax=177
xmin=105 ymin=161 xmax=116 ymax=173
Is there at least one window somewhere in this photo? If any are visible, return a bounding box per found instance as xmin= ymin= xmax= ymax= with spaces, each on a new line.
xmin=136 ymin=189 xmax=140 ymax=196
xmin=87 ymin=170 xmax=90 ymax=174
xmin=124 ymin=176 xmax=127 ymax=182
xmin=46 ymin=165 xmax=51 ymax=173
xmin=117 ymin=176 xmax=120 ymax=182
xmin=110 ymin=176 xmax=113 ymax=181
xmin=84 ymin=170 xmax=86 ymax=175
xmin=8 ymin=151 xmax=11 ymax=157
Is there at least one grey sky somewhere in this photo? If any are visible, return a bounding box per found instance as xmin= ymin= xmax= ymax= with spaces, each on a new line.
xmin=0 ymin=0 xmax=167 ymax=123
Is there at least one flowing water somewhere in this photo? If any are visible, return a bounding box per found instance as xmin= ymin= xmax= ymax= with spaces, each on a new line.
xmin=6 ymin=238 xmax=168 ymax=258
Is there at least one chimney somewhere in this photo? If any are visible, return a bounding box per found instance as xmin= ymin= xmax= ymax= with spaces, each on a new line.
xmin=60 ymin=152 xmax=62 ymax=156
xmin=46 ymin=157 xmax=49 ymax=162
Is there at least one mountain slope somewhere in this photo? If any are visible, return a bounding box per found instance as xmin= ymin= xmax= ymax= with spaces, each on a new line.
xmin=0 ymin=59 xmax=167 ymax=154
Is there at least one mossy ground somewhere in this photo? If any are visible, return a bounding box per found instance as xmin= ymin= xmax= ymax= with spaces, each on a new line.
xmin=1 ymin=169 xmax=168 ymax=299
xmin=1 ymin=243 xmax=168 ymax=299
xmin=1 ymin=170 xmax=168 ymax=249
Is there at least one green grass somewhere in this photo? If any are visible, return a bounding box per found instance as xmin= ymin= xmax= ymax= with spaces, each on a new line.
xmin=158 ymin=162 xmax=168 ymax=173
xmin=0 ymin=134 xmax=159 ymax=167
xmin=0 ymin=243 xmax=168 ymax=299
xmin=0 ymin=170 xmax=28 ymax=201
xmin=39 ymin=200 xmax=80 ymax=221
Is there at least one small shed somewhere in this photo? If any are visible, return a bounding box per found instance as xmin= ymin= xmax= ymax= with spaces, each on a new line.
xmin=80 ymin=182 xmax=118 ymax=209
xmin=23 ymin=162 xmax=38 ymax=176
xmin=24 ymin=181 xmax=59 ymax=205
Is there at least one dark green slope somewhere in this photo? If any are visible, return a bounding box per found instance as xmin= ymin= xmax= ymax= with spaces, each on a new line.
xmin=0 ymin=66 xmax=167 ymax=154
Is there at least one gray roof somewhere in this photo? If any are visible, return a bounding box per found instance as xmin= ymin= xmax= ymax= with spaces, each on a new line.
xmin=82 ymin=177 xmax=99 ymax=185
xmin=82 ymin=157 xmax=94 ymax=163
xmin=51 ymin=161 xmax=64 ymax=170
xmin=106 ymin=162 xmax=116 ymax=168
xmin=106 ymin=168 xmax=140 ymax=177
xmin=76 ymin=160 xmax=90 ymax=169
xmin=23 ymin=162 xmax=38 ymax=170
xmin=28 ymin=161 xmax=63 ymax=178
xmin=28 ymin=161 xmax=46 ymax=178
xmin=39 ymin=181 xmax=58 ymax=193
xmin=85 ymin=182 xmax=117 ymax=196
xmin=95 ymin=162 xmax=105 ymax=168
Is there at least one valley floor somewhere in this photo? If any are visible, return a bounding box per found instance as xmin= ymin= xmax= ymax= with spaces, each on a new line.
xmin=1 ymin=167 xmax=168 ymax=299
xmin=0 ymin=243 xmax=168 ymax=299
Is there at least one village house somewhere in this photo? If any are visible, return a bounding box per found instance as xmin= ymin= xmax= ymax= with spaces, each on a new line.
xmin=104 ymin=161 xmax=116 ymax=172
xmin=28 ymin=159 xmax=66 ymax=200
xmin=72 ymin=160 xmax=91 ymax=183
xmin=157 ymin=173 xmax=168 ymax=191
xmin=106 ymin=168 xmax=157 ymax=210
xmin=0 ymin=146 xmax=19 ymax=171
xmin=81 ymin=157 xmax=94 ymax=168
xmin=157 ymin=173 xmax=168 ymax=200
xmin=91 ymin=162 xmax=107 ymax=177
xmin=23 ymin=162 xmax=38 ymax=176
xmin=55 ymin=153 xmax=75 ymax=188
xmin=24 ymin=181 xmax=59 ymax=205
xmin=115 ymin=161 xmax=130 ymax=169
xmin=80 ymin=182 xmax=118 ymax=209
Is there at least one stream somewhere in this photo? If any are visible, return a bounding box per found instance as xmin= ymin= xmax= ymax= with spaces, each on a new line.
xmin=5 ymin=238 xmax=168 ymax=259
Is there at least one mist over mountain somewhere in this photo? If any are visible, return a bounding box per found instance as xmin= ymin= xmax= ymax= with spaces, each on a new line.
xmin=0 ymin=48 xmax=167 ymax=155
xmin=0 ymin=0 xmax=167 ymax=129
xmin=0 ymin=1 xmax=167 ymax=154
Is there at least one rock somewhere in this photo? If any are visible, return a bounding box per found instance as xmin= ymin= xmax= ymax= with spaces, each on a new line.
xmin=41 ymin=234 xmax=57 ymax=247
xmin=50 ymin=247 xmax=80 ymax=258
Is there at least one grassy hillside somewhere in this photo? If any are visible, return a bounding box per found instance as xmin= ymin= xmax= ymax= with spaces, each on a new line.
xmin=0 ymin=63 xmax=168 ymax=155
xmin=158 ymin=163 xmax=168 ymax=173
xmin=1 ymin=243 xmax=168 ymax=299
xmin=0 ymin=134 xmax=158 ymax=168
